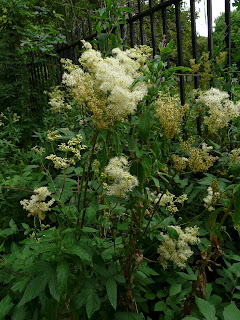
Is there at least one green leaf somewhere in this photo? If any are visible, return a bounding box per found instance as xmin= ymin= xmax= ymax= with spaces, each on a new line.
xmin=106 ymin=278 xmax=117 ymax=310
xmin=169 ymin=283 xmax=182 ymax=296
xmin=145 ymin=293 xmax=156 ymax=300
xmin=195 ymin=297 xmax=217 ymax=320
xmin=223 ymin=303 xmax=240 ymax=320
xmin=57 ymin=260 xmax=69 ymax=297
xmin=229 ymin=263 xmax=240 ymax=277
xmin=11 ymin=306 xmax=27 ymax=320
xmin=0 ymin=295 xmax=14 ymax=320
xmin=65 ymin=245 xmax=92 ymax=263
xmin=182 ymin=317 xmax=199 ymax=320
xmin=48 ymin=273 xmax=60 ymax=302
xmin=19 ymin=275 xmax=48 ymax=306
xmin=166 ymin=226 xmax=179 ymax=240
xmin=114 ymin=312 xmax=144 ymax=320
xmin=11 ymin=278 xmax=28 ymax=293
xmin=138 ymin=111 xmax=153 ymax=141
xmin=114 ymin=274 xmax=125 ymax=284
xmin=232 ymin=186 xmax=240 ymax=226
xmin=9 ymin=219 xmax=17 ymax=230
xmin=0 ymin=228 xmax=17 ymax=237
xmin=154 ymin=301 xmax=166 ymax=311
xmin=86 ymin=291 xmax=100 ymax=319
xmin=82 ymin=227 xmax=98 ymax=233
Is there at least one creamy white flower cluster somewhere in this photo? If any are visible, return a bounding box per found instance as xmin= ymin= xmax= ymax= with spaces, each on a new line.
xmin=203 ymin=180 xmax=221 ymax=211
xmin=157 ymin=226 xmax=200 ymax=269
xmin=47 ymin=130 xmax=62 ymax=142
xmin=58 ymin=134 xmax=86 ymax=160
xmin=229 ymin=148 xmax=240 ymax=165
xmin=62 ymin=41 xmax=148 ymax=122
xmin=48 ymin=87 xmax=72 ymax=113
xmin=149 ymin=190 xmax=188 ymax=214
xmin=31 ymin=146 xmax=45 ymax=156
xmin=46 ymin=134 xmax=86 ymax=170
xmin=45 ymin=154 xmax=75 ymax=170
xmin=103 ymin=156 xmax=139 ymax=198
xmin=13 ymin=113 xmax=20 ymax=123
xmin=197 ymin=88 xmax=240 ymax=133
xmin=20 ymin=187 xmax=55 ymax=220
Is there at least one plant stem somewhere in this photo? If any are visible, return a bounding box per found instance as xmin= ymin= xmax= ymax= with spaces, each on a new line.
xmin=80 ymin=130 xmax=99 ymax=230
xmin=142 ymin=171 xmax=177 ymax=237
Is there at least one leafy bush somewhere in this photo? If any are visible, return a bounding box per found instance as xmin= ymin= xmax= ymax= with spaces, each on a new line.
xmin=0 ymin=40 xmax=240 ymax=320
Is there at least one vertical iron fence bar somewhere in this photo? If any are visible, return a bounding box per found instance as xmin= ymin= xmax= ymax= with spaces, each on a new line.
xmin=59 ymin=35 xmax=64 ymax=78
xmin=128 ymin=1 xmax=135 ymax=47
xmin=38 ymin=55 xmax=45 ymax=88
xmin=43 ymin=59 xmax=48 ymax=82
xmin=88 ymin=13 xmax=93 ymax=36
xmin=190 ymin=0 xmax=199 ymax=88
xmin=190 ymin=0 xmax=201 ymax=135
xmin=149 ymin=0 xmax=157 ymax=57
xmin=55 ymin=43 xmax=61 ymax=84
xmin=175 ymin=1 xmax=185 ymax=106
xmin=207 ymin=0 xmax=213 ymax=58
xmin=225 ymin=0 xmax=231 ymax=67
xmin=76 ymin=20 xmax=83 ymax=54
xmin=65 ymin=25 xmax=71 ymax=59
xmin=161 ymin=0 xmax=170 ymax=68
xmin=71 ymin=23 xmax=78 ymax=64
xmin=120 ymin=24 xmax=126 ymax=50
xmin=138 ymin=0 xmax=145 ymax=45
xmin=161 ymin=0 xmax=169 ymax=42
xmin=82 ymin=19 xmax=86 ymax=38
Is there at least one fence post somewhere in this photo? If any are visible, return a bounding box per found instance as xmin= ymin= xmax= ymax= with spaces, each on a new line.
xmin=128 ymin=0 xmax=135 ymax=47
xmin=190 ymin=0 xmax=201 ymax=136
xmin=138 ymin=0 xmax=145 ymax=45
xmin=149 ymin=0 xmax=157 ymax=57
xmin=207 ymin=0 xmax=213 ymax=58
xmin=225 ymin=0 xmax=231 ymax=67
xmin=175 ymin=0 xmax=185 ymax=106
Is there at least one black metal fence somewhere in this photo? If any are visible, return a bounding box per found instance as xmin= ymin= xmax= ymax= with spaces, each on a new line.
xmin=28 ymin=0 xmax=232 ymax=108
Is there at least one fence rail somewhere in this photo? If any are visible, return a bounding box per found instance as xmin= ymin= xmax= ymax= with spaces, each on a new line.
xmin=29 ymin=0 xmax=232 ymax=114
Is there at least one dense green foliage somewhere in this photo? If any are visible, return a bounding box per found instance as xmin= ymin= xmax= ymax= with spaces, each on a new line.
xmin=213 ymin=9 xmax=240 ymax=68
xmin=1 ymin=36 xmax=240 ymax=319
xmin=1 ymin=1 xmax=240 ymax=320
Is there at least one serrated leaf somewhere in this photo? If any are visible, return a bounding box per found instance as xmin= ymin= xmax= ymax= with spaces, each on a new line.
xmin=195 ymin=297 xmax=217 ymax=320
xmin=11 ymin=305 xmax=27 ymax=320
xmin=166 ymin=226 xmax=179 ymax=240
xmin=9 ymin=219 xmax=17 ymax=230
xmin=138 ymin=111 xmax=153 ymax=141
xmin=86 ymin=291 xmax=100 ymax=319
xmin=106 ymin=278 xmax=117 ymax=310
xmin=11 ymin=278 xmax=28 ymax=293
xmin=65 ymin=245 xmax=92 ymax=263
xmin=0 ymin=295 xmax=14 ymax=320
xmin=169 ymin=283 xmax=182 ymax=296
xmin=18 ymin=267 xmax=53 ymax=307
xmin=176 ymin=271 xmax=196 ymax=281
xmin=57 ymin=260 xmax=69 ymax=297
xmin=0 ymin=228 xmax=16 ymax=237
xmin=223 ymin=303 xmax=240 ymax=320
xmin=154 ymin=301 xmax=166 ymax=311
xmin=229 ymin=263 xmax=240 ymax=277
xmin=48 ymin=273 xmax=60 ymax=302
xmin=233 ymin=186 xmax=240 ymax=226
xmin=114 ymin=312 xmax=144 ymax=320
xmin=82 ymin=227 xmax=98 ymax=233
xmin=114 ymin=274 xmax=125 ymax=283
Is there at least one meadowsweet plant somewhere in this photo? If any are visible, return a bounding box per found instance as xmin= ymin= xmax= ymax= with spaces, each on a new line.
xmin=197 ymin=88 xmax=240 ymax=134
xmin=1 ymin=38 xmax=240 ymax=320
